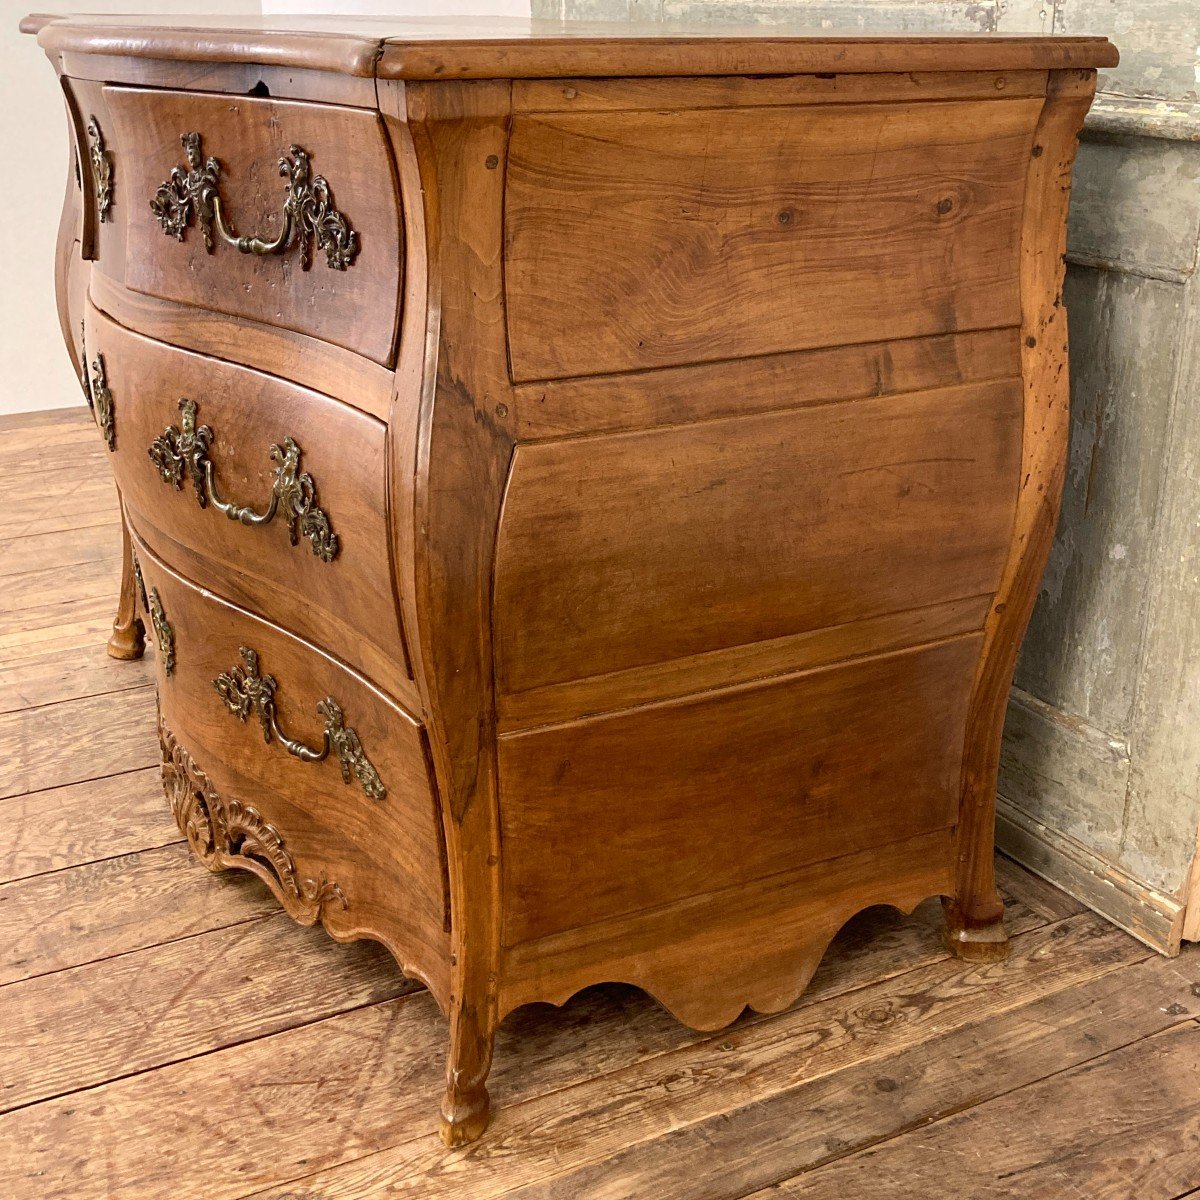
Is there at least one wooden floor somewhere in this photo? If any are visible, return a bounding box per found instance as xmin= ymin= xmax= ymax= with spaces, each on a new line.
xmin=2 ymin=406 xmax=1200 ymax=1200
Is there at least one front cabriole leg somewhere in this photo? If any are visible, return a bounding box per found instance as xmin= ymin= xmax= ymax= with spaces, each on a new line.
xmin=380 ymin=78 xmax=515 ymax=1145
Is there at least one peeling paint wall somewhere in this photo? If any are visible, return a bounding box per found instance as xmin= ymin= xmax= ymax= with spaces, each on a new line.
xmin=537 ymin=0 xmax=1200 ymax=949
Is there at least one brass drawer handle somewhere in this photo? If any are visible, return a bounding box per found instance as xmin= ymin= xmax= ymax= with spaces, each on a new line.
xmin=149 ymin=132 xmax=359 ymax=271
xmin=148 ymin=399 xmax=339 ymax=563
xmin=214 ymin=647 xmax=386 ymax=802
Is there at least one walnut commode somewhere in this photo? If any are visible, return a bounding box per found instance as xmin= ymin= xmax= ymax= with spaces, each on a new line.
xmin=26 ymin=12 xmax=1117 ymax=1145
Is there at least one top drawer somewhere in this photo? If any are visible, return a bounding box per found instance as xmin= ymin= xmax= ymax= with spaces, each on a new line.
xmin=101 ymin=87 xmax=402 ymax=367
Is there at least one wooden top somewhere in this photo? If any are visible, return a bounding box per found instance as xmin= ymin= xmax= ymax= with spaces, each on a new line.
xmin=23 ymin=13 xmax=1118 ymax=80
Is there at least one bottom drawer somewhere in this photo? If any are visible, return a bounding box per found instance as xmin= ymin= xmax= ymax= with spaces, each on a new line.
xmin=136 ymin=538 xmax=451 ymax=1007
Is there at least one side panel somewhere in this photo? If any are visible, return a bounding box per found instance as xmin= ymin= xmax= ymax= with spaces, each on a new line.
xmin=500 ymin=636 xmax=981 ymax=946
xmin=504 ymin=97 xmax=1041 ymax=379
xmin=494 ymin=378 xmax=1021 ymax=695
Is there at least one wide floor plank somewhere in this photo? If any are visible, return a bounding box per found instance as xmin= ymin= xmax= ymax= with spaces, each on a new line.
xmin=238 ymin=915 xmax=1144 ymax=1200
xmin=500 ymin=951 xmax=1197 ymax=1200
xmin=0 ymin=844 xmax=277 ymax=986
xmin=0 ymin=523 xmax=122 ymax=578
xmin=0 ymin=685 xmax=157 ymax=800
xmin=762 ymin=1019 xmax=1200 ymax=1199
xmin=0 ymin=472 xmax=119 ymax=539
xmin=0 ymin=913 xmax=420 ymax=1113
xmin=0 ymin=406 xmax=92 ymax=435
xmin=0 ymin=557 xmax=123 ymax=635
xmin=0 ymin=892 xmax=1071 ymax=1200
xmin=0 ymin=613 xmax=116 ymax=669
xmin=0 ymin=766 xmax=175 ymax=885
xmin=0 ymin=640 xmax=150 ymax=715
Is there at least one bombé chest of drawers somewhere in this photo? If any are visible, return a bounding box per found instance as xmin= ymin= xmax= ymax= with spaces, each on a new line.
xmin=25 ymin=13 xmax=1116 ymax=1146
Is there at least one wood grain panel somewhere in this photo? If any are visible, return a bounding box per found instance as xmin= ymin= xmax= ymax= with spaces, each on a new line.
xmin=495 ymin=379 xmax=1020 ymax=696
xmin=512 ymin=326 xmax=1020 ymax=441
xmin=105 ymin=87 xmax=402 ymax=367
xmin=86 ymin=301 xmax=414 ymax=701
xmin=504 ymin=98 xmax=1040 ymax=380
xmin=499 ymin=636 xmax=980 ymax=949
xmin=513 ymin=71 xmax=1050 ymax=113
xmin=138 ymin=543 xmax=451 ymax=1007
xmin=497 ymin=594 xmax=991 ymax=731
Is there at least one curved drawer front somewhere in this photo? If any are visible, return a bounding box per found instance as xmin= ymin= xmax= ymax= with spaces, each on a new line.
xmin=84 ymin=298 xmax=411 ymax=698
xmin=102 ymin=86 xmax=401 ymax=366
xmin=138 ymin=541 xmax=451 ymax=1005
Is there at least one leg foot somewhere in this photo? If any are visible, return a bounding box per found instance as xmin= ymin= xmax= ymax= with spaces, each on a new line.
xmin=107 ymin=518 xmax=146 ymax=660
xmin=942 ymin=897 xmax=1010 ymax=963
xmin=439 ymin=998 xmax=496 ymax=1147
xmin=107 ymin=617 xmax=146 ymax=660
xmin=439 ymin=1083 xmax=491 ymax=1148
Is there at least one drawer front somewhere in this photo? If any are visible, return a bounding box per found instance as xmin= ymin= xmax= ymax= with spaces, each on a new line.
xmin=103 ymin=87 xmax=401 ymax=366
xmin=499 ymin=635 xmax=980 ymax=946
xmin=85 ymin=299 xmax=411 ymax=698
xmin=140 ymin=542 xmax=451 ymax=1004
xmin=504 ymin=97 xmax=1040 ymax=380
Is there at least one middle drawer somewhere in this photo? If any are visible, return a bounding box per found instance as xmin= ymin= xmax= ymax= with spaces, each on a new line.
xmin=84 ymin=298 xmax=412 ymax=701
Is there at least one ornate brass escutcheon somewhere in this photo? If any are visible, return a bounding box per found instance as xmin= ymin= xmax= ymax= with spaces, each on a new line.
xmin=214 ymin=646 xmax=386 ymax=801
xmin=87 ymin=351 xmax=116 ymax=451
xmin=86 ymin=115 xmax=113 ymax=223
xmin=147 ymin=398 xmax=339 ymax=562
xmin=148 ymin=587 xmax=175 ymax=676
xmin=131 ymin=550 xmax=150 ymax=614
xmin=149 ymin=132 xmax=359 ymax=270
xmin=78 ymin=322 xmax=91 ymax=405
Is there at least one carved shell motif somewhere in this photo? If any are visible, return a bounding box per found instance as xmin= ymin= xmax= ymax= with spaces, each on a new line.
xmin=158 ymin=715 xmax=345 ymax=925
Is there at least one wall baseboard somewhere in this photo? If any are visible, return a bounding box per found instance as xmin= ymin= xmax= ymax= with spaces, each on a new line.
xmin=996 ymin=797 xmax=1187 ymax=955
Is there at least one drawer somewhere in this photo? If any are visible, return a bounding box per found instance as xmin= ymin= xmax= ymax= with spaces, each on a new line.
xmin=101 ymin=86 xmax=401 ymax=366
xmin=84 ymin=299 xmax=412 ymax=700
xmin=139 ymin=540 xmax=451 ymax=1005
xmin=505 ymin=96 xmax=1041 ymax=379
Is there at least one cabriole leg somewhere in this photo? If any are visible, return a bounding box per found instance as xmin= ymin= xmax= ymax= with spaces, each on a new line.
xmin=107 ymin=517 xmax=145 ymax=660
